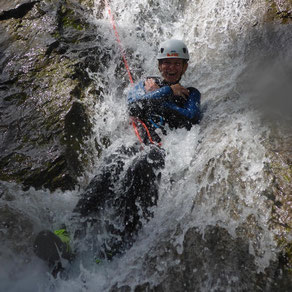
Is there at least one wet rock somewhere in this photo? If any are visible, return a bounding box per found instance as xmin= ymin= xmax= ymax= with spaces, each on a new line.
xmin=265 ymin=0 xmax=292 ymax=23
xmin=112 ymin=226 xmax=278 ymax=291
xmin=0 ymin=181 xmax=15 ymax=201
xmin=263 ymin=125 xmax=292 ymax=283
xmin=0 ymin=1 xmax=39 ymax=21
xmin=158 ymin=226 xmax=273 ymax=291
xmin=0 ymin=0 xmax=36 ymax=14
xmin=0 ymin=204 xmax=35 ymax=256
xmin=274 ymin=0 xmax=292 ymax=13
xmin=232 ymin=20 xmax=292 ymax=286
xmin=0 ymin=0 xmax=106 ymax=191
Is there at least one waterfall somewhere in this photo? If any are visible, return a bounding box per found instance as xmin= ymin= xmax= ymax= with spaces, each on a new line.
xmin=0 ymin=0 xmax=291 ymax=291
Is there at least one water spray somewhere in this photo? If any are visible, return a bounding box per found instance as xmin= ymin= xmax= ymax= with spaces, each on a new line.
xmin=104 ymin=0 xmax=134 ymax=85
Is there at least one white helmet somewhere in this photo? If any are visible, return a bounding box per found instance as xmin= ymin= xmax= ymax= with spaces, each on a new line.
xmin=157 ymin=39 xmax=189 ymax=60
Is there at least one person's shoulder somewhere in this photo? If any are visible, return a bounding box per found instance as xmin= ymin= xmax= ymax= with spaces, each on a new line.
xmin=187 ymin=87 xmax=201 ymax=100
xmin=187 ymin=87 xmax=200 ymax=95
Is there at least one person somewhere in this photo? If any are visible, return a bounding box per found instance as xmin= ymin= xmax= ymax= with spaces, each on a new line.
xmin=33 ymin=39 xmax=201 ymax=276
xmin=128 ymin=39 xmax=201 ymax=145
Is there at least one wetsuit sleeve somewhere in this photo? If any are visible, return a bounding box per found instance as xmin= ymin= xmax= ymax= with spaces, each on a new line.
xmin=127 ymin=81 xmax=173 ymax=117
xmin=163 ymin=87 xmax=201 ymax=125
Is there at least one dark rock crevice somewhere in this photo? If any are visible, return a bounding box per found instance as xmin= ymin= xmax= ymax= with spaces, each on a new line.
xmin=0 ymin=1 xmax=40 ymax=21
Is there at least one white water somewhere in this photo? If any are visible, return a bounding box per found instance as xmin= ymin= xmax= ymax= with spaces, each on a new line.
xmin=1 ymin=0 xmax=291 ymax=291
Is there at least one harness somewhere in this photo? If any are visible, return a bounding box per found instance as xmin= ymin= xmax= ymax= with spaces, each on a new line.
xmin=131 ymin=117 xmax=162 ymax=147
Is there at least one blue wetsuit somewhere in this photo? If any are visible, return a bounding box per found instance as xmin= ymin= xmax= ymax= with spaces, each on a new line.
xmin=128 ymin=79 xmax=201 ymax=144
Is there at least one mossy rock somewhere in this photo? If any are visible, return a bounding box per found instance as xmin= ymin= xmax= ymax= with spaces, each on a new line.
xmin=0 ymin=0 xmax=106 ymax=191
xmin=265 ymin=0 xmax=292 ymax=23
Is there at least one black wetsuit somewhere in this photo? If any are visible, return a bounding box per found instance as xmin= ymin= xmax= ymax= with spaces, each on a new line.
xmin=72 ymin=78 xmax=201 ymax=257
xmin=72 ymin=144 xmax=165 ymax=259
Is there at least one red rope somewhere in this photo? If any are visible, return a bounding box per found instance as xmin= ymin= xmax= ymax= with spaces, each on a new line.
xmin=131 ymin=117 xmax=162 ymax=147
xmin=104 ymin=2 xmax=161 ymax=147
xmin=104 ymin=0 xmax=134 ymax=84
xmin=132 ymin=119 xmax=144 ymax=144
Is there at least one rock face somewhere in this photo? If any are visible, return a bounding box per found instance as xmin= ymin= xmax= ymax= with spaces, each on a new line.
xmin=266 ymin=0 xmax=292 ymax=22
xmin=0 ymin=0 xmax=102 ymax=191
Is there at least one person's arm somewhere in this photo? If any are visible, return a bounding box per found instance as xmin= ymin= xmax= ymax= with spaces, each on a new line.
xmin=128 ymin=81 xmax=173 ymax=103
xmin=127 ymin=81 xmax=173 ymax=117
xmin=163 ymin=87 xmax=201 ymax=124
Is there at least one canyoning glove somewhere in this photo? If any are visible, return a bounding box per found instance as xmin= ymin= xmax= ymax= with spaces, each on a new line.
xmin=54 ymin=228 xmax=71 ymax=253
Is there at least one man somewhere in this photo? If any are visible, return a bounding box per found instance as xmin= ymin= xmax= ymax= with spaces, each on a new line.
xmin=33 ymin=39 xmax=201 ymax=276
xmin=128 ymin=39 xmax=201 ymax=145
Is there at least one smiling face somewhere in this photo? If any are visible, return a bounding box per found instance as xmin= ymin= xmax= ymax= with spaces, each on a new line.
xmin=158 ymin=58 xmax=188 ymax=84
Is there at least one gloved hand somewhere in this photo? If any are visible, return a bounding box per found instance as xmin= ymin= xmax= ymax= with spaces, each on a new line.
xmin=170 ymin=84 xmax=189 ymax=99
xmin=169 ymin=84 xmax=189 ymax=105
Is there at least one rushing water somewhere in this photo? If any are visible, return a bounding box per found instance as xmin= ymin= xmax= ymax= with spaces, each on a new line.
xmin=1 ymin=0 xmax=291 ymax=291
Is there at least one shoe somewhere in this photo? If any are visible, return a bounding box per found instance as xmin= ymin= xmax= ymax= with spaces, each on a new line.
xmin=33 ymin=230 xmax=74 ymax=277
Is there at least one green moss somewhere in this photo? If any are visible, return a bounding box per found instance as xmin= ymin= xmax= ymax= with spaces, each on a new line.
xmin=0 ymin=153 xmax=31 ymax=182
xmin=268 ymin=157 xmax=292 ymax=271
xmin=52 ymin=31 xmax=61 ymax=39
xmin=60 ymin=7 xmax=88 ymax=31
xmin=63 ymin=16 xmax=84 ymax=31
xmin=265 ymin=0 xmax=292 ymax=23
xmin=77 ymin=0 xmax=95 ymax=8
xmin=283 ymin=174 xmax=291 ymax=182
xmin=269 ymin=161 xmax=292 ymax=183
xmin=276 ymin=233 xmax=292 ymax=271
